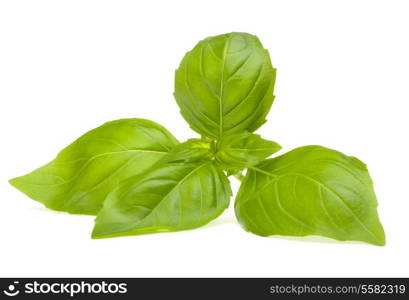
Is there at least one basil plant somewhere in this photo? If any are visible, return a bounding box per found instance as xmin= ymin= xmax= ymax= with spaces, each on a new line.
xmin=10 ymin=32 xmax=385 ymax=245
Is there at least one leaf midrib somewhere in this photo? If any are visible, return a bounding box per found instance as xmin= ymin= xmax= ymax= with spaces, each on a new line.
xmin=20 ymin=149 xmax=167 ymax=187
xmin=248 ymin=166 xmax=378 ymax=239
xmin=218 ymin=34 xmax=233 ymax=139
xmin=130 ymin=162 xmax=213 ymax=229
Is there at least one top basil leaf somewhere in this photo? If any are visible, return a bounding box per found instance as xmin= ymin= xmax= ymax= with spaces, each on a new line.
xmin=174 ymin=32 xmax=276 ymax=139
xmin=235 ymin=146 xmax=385 ymax=246
xmin=216 ymin=132 xmax=281 ymax=170
xmin=92 ymin=139 xmax=231 ymax=238
xmin=9 ymin=119 xmax=179 ymax=215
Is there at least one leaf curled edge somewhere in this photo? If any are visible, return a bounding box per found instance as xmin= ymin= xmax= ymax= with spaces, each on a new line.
xmin=9 ymin=119 xmax=179 ymax=215
xmin=92 ymin=140 xmax=232 ymax=238
xmin=235 ymin=145 xmax=385 ymax=246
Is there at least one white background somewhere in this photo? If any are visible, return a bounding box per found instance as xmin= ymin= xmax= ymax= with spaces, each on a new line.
xmin=1 ymin=0 xmax=408 ymax=277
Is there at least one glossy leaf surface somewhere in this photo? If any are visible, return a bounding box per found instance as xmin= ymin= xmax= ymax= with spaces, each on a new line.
xmin=174 ymin=32 xmax=276 ymax=139
xmin=235 ymin=146 xmax=385 ymax=246
xmin=216 ymin=132 xmax=281 ymax=170
xmin=9 ymin=119 xmax=179 ymax=215
xmin=92 ymin=139 xmax=231 ymax=238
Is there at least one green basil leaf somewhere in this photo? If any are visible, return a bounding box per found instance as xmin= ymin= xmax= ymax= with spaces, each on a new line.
xmin=9 ymin=119 xmax=179 ymax=215
xmin=174 ymin=32 xmax=276 ymax=139
xmin=92 ymin=140 xmax=231 ymax=238
xmin=235 ymin=146 xmax=385 ymax=246
xmin=216 ymin=132 xmax=281 ymax=170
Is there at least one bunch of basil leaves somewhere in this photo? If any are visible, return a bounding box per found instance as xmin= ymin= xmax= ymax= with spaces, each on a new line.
xmin=9 ymin=32 xmax=385 ymax=245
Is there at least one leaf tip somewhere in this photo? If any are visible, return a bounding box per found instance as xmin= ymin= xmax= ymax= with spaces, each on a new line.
xmin=91 ymin=224 xmax=105 ymax=239
xmin=372 ymin=230 xmax=386 ymax=247
xmin=362 ymin=222 xmax=386 ymax=246
xmin=8 ymin=176 xmax=22 ymax=190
